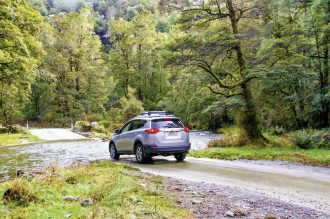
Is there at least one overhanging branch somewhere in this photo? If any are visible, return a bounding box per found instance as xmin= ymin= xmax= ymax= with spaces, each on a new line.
xmin=207 ymin=85 xmax=243 ymax=98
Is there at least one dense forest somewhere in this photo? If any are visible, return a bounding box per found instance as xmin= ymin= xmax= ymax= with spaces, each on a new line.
xmin=0 ymin=0 xmax=329 ymax=139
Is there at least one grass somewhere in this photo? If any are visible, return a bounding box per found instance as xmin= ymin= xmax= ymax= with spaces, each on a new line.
xmin=0 ymin=161 xmax=191 ymax=218
xmin=189 ymin=147 xmax=330 ymax=166
xmin=0 ymin=133 xmax=41 ymax=148
xmin=191 ymin=126 xmax=330 ymax=166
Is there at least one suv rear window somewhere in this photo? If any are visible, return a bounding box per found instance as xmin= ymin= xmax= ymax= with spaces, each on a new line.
xmin=152 ymin=119 xmax=184 ymax=129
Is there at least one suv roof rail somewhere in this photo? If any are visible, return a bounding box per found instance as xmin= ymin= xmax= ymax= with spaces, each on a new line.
xmin=141 ymin=111 xmax=171 ymax=116
xmin=136 ymin=111 xmax=176 ymax=118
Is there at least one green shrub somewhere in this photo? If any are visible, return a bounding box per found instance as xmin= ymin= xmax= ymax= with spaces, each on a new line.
xmin=310 ymin=129 xmax=330 ymax=149
xmin=268 ymin=126 xmax=286 ymax=136
xmin=290 ymin=130 xmax=313 ymax=149
xmin=99 ymin=121 xmax=112 ymax=129
xmin=0 ymin=127 xmax=9 ymax=134
xmin=290 ymin=129 xmax=330 ymax=149
xmin=74 ymin=121 xmax=91 ymax=132
xmin=8 ymin=125 xmax=26 ymax=134
xmin=264 ymin=132 xmax=292 ymax=148
xmin=92 ymin=126 xmax=108 ymax=134
xmin=208 ymin=126 xmax=250 ymax=147
xmin=3 ymin=179 xmax=37 ymax=206
xmin=108 ymin=123 xmax=122 ymax=132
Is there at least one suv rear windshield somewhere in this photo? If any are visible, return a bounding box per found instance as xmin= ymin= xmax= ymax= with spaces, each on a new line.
xmin=152 ymin=119 xmax=184 ymax=129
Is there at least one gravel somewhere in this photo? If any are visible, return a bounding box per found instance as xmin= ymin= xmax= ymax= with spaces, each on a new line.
xmin=163 ymin=178 xmax=330 ymax=218
xmin=134 ymin=171 xmax=330 ymax=219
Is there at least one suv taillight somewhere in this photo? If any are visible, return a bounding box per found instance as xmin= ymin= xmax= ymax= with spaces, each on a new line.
xmin=145 ymin=128 xmax=160 ymax=134
xmin=183 ymin=127 xmax=189 ymax=133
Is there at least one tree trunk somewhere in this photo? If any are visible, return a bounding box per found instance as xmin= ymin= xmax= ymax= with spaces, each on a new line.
xmin=320 ymin=1 xmax=329 ymax=127
xmin=226 ymin=0 xmax=263 ymax=139
xmin=321 ymin=41 xmax=329 ymax=127
xmin=240 ymin=83 xmax=263 ymax=139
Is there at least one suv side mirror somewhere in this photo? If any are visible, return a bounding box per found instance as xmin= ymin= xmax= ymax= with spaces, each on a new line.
xmin=114 ymin=129 xmax=120 ymax=134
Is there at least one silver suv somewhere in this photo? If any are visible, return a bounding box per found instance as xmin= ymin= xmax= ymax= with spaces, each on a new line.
xmin=109 ymin=111 xmax=190 ymax=163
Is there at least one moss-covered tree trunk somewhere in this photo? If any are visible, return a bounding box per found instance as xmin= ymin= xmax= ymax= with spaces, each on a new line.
xmin=227 ymin=0 xmax=263 ymax=139
xmin=320 ymin=1 xmax=329 ymax=127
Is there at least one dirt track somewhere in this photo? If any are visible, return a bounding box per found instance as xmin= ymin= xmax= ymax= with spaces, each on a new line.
xmin=119 ymin=156 xmax=330 ymax=214
xmin=29 ymin=128 xmax=87 ymax=141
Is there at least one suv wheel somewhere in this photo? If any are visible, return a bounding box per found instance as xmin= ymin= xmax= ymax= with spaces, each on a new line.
xmin=109 ymin=142 xmax=120 ymax=160
xmin=135 ymin=144 xmax=149 ymax=164
xmin=174 ymin=153 xmax=186 ymax=162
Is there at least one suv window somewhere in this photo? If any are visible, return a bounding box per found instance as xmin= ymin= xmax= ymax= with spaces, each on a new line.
xmin=152 ymin=119 xmax=184 ymax=128
xmin=129 ymin=120 xmax=147 ymax=131
xmin=121 ymin=122 xmax=131 ymax=133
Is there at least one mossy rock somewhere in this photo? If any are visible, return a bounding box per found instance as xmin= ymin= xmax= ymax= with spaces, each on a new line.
xmin=74 ymin=121 xmax=91 ymax=132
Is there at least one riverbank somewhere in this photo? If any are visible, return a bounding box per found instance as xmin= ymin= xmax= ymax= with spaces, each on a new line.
xmin=0 ymin=161 xmax=191 ymax=218
xmin=0 ymin=133 xmax=41 ymax=148
xmin=189 ymin=147 xmax=330 ymax=166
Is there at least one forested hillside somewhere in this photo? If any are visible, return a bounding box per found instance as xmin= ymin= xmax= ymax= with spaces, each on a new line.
xmin=0 ymin=0 xmax=329 ymax=137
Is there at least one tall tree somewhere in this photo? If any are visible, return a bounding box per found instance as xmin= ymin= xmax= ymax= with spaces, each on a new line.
xmin=0 ymin=0 xmax=43 ymax=125
xmin=35 ymin=8 xmax=108 ymax=122
xmin=257 ymin=0 xmax=312 ymax=128
xmin=308 ymin=0 xmax=329 ymax=127
xmin=109 ymin=10 xmax=169 ymax=109
xmin=163 ymin=0 xmax=264 ymax=139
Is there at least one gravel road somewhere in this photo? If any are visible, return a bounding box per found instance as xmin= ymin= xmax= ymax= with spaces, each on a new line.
xmin=29 ymin=128 xmax=87 ymax=141
xmin=118 ymin=156 xmax=330 ymax=215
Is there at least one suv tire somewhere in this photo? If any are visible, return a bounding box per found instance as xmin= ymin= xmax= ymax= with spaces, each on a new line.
xmin=174 ymin=153 xmax=186 ymax=162
xmin=135 ymin=144 xmax=149 ymax=164
xmin=109 ymin=142 xmax=120 ymax=160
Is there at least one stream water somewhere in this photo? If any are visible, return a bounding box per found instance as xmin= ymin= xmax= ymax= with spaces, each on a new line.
xmin=0 ymin=131 xmax=222 ymax=179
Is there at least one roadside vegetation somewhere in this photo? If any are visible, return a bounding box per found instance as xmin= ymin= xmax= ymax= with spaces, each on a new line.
xmin=0 ymin=161 xmax=191 ymax=218
xmin=0 ymin=125 xmax=41 ymax=148
xmin=190 ymin=127 xmax=330 ymax=166
xmin=0 ymin=133 xmax=41 ymax=148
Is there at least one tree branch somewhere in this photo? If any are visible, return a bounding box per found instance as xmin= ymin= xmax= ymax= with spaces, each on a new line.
xmin=207 ymin=85 xmax=243 ymax=97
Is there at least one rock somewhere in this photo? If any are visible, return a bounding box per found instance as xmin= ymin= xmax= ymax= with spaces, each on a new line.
xmin=264 ymin=215 xmax=278 ymax=219
xmin=65 ymin=213 xmax=72 ymax=218
xmin=225 ymin=210 xmax=234 ymax=217
xmin=128 ymin=196 xmax=138 ymax=203
xmin=16 ymin=170 xmax=25 ymax=177
xmin=129 ymin=214 xmax=136 ymax=219
xmin=65 ymin=177 xmax=76 ymax=185
xmin=91 ymin=122 xmax=99 ymax=128
xmin=64 ymin=195 xmax=76 ymax=202
xmin=234 ymin=208 xmax=247 ymax=217
xmin=192 ymin=199 xmax=202 ymax=204
xmin=175 ymin=200 xmax=182 ymax=204
xmin=81 ymin=198 xmax=93 ymax=207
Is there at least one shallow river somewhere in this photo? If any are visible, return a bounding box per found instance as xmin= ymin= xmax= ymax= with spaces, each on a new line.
xmin=0 ymin=131 xmax=222 ymax=179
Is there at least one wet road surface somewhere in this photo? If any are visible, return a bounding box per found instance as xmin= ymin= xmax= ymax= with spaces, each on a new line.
xmin=118 ymin=156 xmax=330 ymax=213
xmin=29 ymin=128 xmax=87 ymax=141
xmin=0 ymin=132 xmax=220 ymax=178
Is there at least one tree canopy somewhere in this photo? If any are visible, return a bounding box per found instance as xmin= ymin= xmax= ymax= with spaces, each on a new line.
xmin=0 ymin=0 xmax=328 ymax=135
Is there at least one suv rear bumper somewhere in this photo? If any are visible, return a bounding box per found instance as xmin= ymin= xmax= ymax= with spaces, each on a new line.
xmin=144 ymin=143 xmax=191 ymax=156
